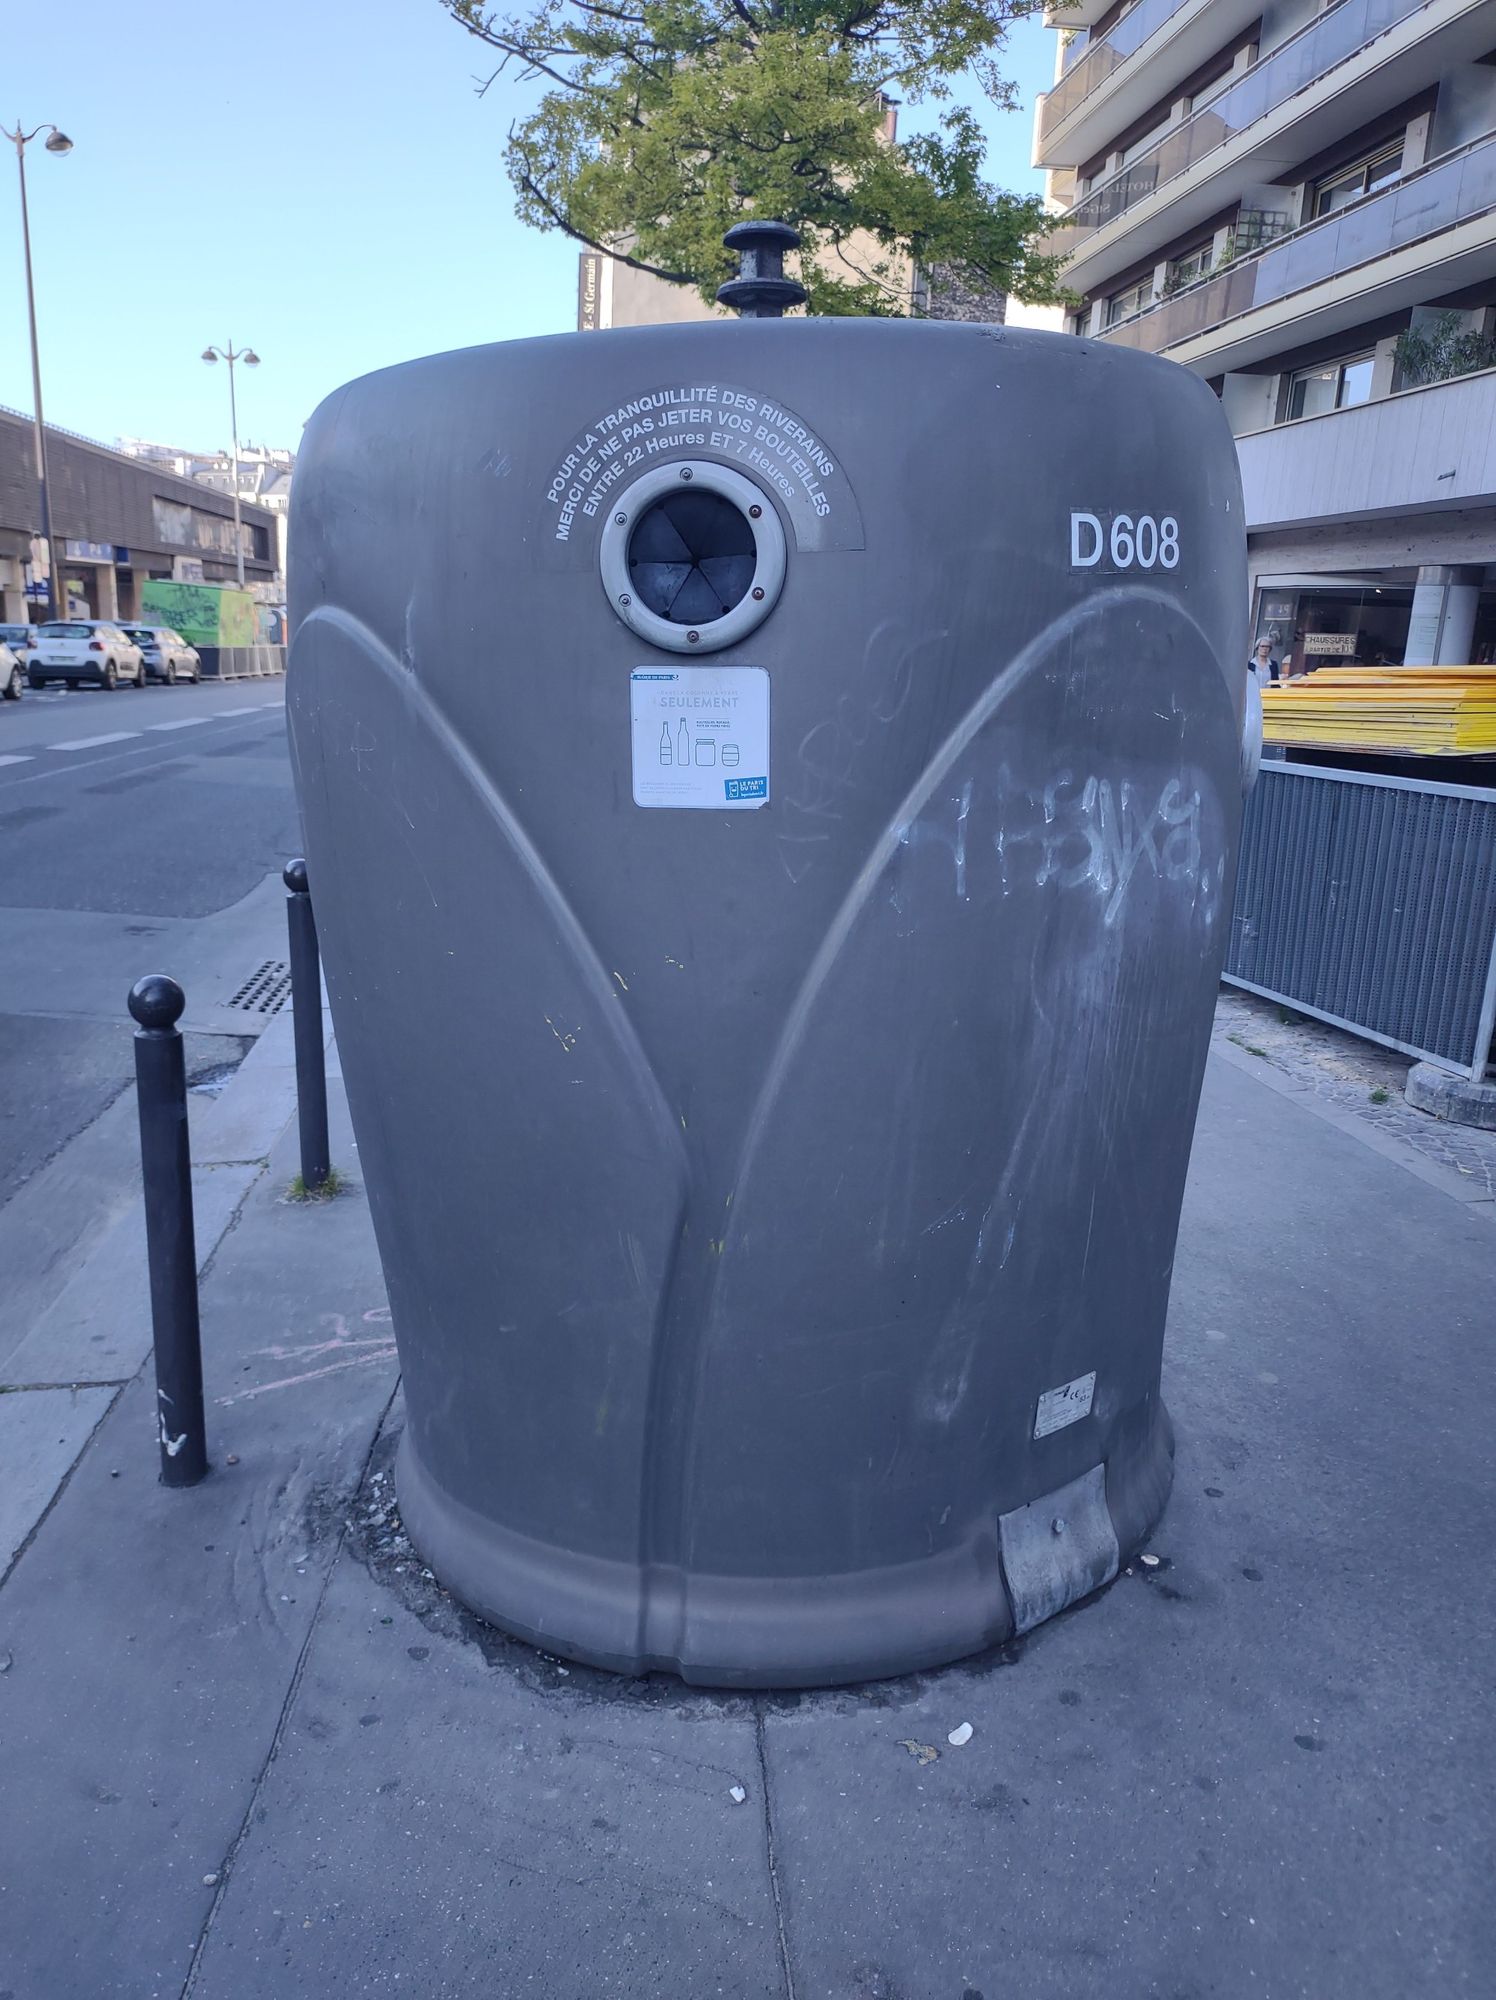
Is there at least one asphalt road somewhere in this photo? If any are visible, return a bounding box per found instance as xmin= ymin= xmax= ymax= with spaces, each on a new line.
xmin=0 ymin=675 xmax=298 ymax=1211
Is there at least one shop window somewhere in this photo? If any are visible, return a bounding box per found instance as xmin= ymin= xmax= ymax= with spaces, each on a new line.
xmin=1105 ymin=276 xmax=1156 ymax=326
xmin=1284 ymin=353 xmax=1375 ymax=420
xmin=1311 ymin=142 xmax=1403 ymax=218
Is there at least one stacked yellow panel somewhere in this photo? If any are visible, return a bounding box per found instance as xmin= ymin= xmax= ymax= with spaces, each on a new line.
xmin=1261 ymin=666 xmax=1496 ymax=756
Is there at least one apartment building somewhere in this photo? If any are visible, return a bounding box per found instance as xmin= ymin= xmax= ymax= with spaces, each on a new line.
xmin=1036 ymin=0 xmax=1496 ymax=668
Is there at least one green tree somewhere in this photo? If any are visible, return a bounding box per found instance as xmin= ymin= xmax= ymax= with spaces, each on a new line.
xmin=438 ymin=0 xmax=1069 ymax=316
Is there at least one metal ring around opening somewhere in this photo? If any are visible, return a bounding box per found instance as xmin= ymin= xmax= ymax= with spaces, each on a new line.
xmin=599 ymin=461 xmax=787 ymax=655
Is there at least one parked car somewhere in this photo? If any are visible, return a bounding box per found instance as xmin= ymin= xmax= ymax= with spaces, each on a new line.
xmin=0 ymin=622 xmax=34 ymax=654
xmin=0 ymin=639 xmax=22 ymax=701
xmin=27 ymin=620 xmax=145 ymax=690
xmin=125 ymin=625 xmax=201 ymax=684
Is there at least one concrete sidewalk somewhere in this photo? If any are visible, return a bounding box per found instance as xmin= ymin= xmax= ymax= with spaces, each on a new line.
xmin=1 ymin=1039 xmax=1491 ymax=1999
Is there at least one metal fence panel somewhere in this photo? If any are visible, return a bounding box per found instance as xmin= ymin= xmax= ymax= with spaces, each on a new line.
xmin=1226 ymin=762 xmax=1496 ymax=1078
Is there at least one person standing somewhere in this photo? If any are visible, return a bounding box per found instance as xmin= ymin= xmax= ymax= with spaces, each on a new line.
xmin=1248 ymin=636 xmax=1280 ymax=687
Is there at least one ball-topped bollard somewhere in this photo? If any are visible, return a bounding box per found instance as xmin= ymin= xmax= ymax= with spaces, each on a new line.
xmin=128 ymin=970 xmax=207 ymax=1486
xmin=128 ymin=973 xmax=186 ymax=1034
xmin=284 ymin=856 xmax=309 ymax=895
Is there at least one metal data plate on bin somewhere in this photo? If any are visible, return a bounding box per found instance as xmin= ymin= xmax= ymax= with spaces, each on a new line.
xmin=288 ymin=320 xmax=1248 ymax=1687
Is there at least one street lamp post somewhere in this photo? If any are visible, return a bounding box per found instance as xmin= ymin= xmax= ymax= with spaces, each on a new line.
xmin=3 ymin=120 xmax=73 ymax=624
xmin=201 ymin=341 xmax=260 ymax=590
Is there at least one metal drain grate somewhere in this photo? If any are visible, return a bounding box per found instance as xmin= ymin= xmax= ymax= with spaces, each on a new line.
xmin=226 ymin=959 xmax=293 ymax=1014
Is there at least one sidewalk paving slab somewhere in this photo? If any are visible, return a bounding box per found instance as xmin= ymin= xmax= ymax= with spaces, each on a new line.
xmin=2 ymin=1161 xmax=263 ymax=1391
xmin=0 ymin=1099 xmax=397 ymax=2000
xmin=0 ymin=1383 xmax=118 ymax=1571
xmin=188 ymin=1546 xmax=785 ymax=2000
xmin=1 ymin=1045 xmax=1492 ymax=2000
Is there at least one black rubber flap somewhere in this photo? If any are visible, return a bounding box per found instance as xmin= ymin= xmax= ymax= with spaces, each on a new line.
xmin=628 ymin=491 xmax=756 ymax=623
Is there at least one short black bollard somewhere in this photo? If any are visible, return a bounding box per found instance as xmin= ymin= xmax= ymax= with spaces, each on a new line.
xmin=128 ymin=974 xmax=209 ymax=1487
xmin=284 ymin=858 xmax=331 ymax=1191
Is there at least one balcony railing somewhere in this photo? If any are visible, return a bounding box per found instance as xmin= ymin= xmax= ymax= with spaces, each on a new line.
xmin=1056 ymin=0 xmax=1429 ymax=255
xmin=1097 ymin=131 xmax=1496 ymax=356
xmin=1040 ymin=0 xmax=1195 ymax=145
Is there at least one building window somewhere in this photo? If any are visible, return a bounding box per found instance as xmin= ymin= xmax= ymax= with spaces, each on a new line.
xmin=1189 ymin=68 xmax=1236 ymax=114
xmin=1285 ymin=353 xmax=1375 ymax=420
xmin=1119 ymin=117 xmax=1171 ymax=167
xmin=1311 ymin=142 xmax=1403 ymax=217
xmin=1167 ymin=242 xmax=1215 ymax=289
xmin=1105 ymin=276 xmax=1155 ymax=326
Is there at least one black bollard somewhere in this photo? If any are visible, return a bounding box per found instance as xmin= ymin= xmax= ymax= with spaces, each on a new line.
xmin=129 ymin=975 xmax=208 ymax=1487
xmin=284 ymin=858 xmax=331 ymax=1191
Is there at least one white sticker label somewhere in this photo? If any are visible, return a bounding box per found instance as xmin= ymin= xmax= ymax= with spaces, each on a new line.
xmin=1033 ymin=1372 xmax=1097 ymax=1439
xmin=630 ymin=666 xmax=770 ymax=810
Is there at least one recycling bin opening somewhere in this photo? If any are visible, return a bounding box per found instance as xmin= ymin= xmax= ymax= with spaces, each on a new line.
xmin=288 ymin=310 xmax=1249 ymax=1689
xmin=601 ymin=460 xmax=786 ymax=653
xmin=630 ymin=491 xmax=754 ymax=620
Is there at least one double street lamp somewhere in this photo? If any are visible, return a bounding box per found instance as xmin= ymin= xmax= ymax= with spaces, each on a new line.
xmin=4 ymin=120 xmax=72 ymax=623
xmin=201 ymin=341 xmax=260 ymax=590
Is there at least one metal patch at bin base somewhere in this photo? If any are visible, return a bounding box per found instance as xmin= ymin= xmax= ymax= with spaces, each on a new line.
xmin=998 ymin=1464 xmax=1120 ymax=1635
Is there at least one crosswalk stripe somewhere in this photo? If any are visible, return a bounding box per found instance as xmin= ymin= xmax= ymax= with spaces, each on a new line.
xmin=146 ymin=717 xmax=212 ymax=731
xmin=49 ymin=732 xmax=141 ymax=750
xmin=0 ymin=753 xmax=33 ymax=767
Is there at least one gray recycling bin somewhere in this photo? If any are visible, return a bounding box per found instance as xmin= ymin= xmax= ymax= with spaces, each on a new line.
xmin=288 ymin=318 xmax=1248 ymax=1687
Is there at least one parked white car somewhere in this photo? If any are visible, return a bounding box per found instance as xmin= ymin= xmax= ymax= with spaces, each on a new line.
xmin=0 ymin=639 xmax=22 ymax=701
xmin=125 ymin=625 xmax=201 ymax=684
xmin=27 ymin=620 xmax=146 ymax=690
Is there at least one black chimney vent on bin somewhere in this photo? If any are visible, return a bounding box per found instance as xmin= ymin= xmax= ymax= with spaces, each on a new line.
xmin=716 ymin=221 xmax=808 ymax=319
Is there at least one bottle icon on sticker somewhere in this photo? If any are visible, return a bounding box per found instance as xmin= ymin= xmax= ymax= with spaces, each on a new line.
xmin=659 ymin=723 xmax=673 ymax=766
xmin=676 ymin=718 xmax=690 ymax=766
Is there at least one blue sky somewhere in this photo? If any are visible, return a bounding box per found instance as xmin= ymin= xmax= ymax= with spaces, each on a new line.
xmin=2 ymin=0 xmax=1053 ymax=456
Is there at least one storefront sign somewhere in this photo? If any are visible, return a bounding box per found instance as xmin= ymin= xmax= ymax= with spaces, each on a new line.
xmin=1302 ymin=632 xmax=1357 ymax=656
xmin=64 ymin=538 xmax=116 ymax=564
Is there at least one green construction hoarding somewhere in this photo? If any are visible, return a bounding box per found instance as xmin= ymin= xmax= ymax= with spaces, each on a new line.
xmin=139 ymin=581 xmax=258 ymax=649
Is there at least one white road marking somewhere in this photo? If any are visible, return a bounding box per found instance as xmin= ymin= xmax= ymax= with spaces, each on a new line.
xmin=49 ymin=732 xmax=140 ymax=751
xmin=218 ymin=706 xmax=261 ymax=716
xmin=0 ymin=753 xmax=34 ymax=767
xmin=146 ymin=717 xmax=212 ymax=731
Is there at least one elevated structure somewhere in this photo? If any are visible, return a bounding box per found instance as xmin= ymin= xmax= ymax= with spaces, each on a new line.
xmin=1036 ymin=0 xmax=1496 ymax=669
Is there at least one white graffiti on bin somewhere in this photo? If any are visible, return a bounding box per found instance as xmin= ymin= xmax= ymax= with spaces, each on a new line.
xmin=901 ymin=769 xmax=1216 ymax=928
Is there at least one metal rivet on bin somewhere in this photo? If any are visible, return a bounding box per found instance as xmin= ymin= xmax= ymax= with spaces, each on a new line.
xmin=1052 ymin=1517 xmax=1067 ymax=1536
xmin=619 ymin=594 xmax=632 ymax=608
xmin=679 ymin=467 xmax=693 ymax=481
xmin=748 ymin=505 xmax=762 ymax=518
xmin=687 ymin=631 xmax=700 ymax=644
xmin=614 ymin=512 xmax=627 ymax=527
xmin=751 ymin=587 xmax=765 ymax=601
